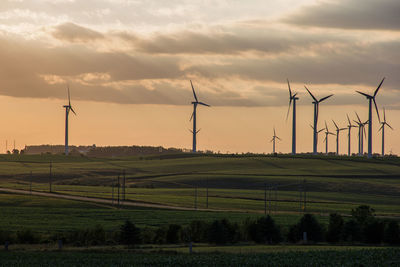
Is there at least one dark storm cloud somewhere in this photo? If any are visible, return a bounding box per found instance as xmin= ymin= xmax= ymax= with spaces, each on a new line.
xmin=284 ymin=0 xmax=400 ymax=30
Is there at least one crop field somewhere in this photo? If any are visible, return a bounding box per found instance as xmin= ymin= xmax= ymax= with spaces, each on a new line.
xmin=0 ymin=153 xmax=399 ymax=230
xmin=0 ymin=248 xmax=399 ymax=266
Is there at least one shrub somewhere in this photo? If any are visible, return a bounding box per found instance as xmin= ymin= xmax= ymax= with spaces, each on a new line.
xmin=351 ymin=205 xmax=375 ymax=225
xmin=16 ymin=229 xmax=38 ymax=244
xmin=0 ymin=229 xmax=13 ymax=244
xmin=119 ymin=220 xmax=141 ymax=246
xmin=384 ymin=221 xmax=400 ymax=245
xmin=140 ymin=227 xmax=156 ymax=244
xmin=208 ymin=218 xmax=238 ymax=245
xmin=343 ymin=219 xmax=362 ymax=242
xmin=166 ymin=224 xmax=182 ymax=244
xmin=153 ymin=226 xmax=167 ymax=244
xmin=326 ymin=213 xmax=344 ymax=243
xmin=287 ymin=214 xmax=325 ymax=243
xmin=363 ymin=218 xmax=385 ymax=244
xmin=187 ymin=220 xmax=208 ymax=243
xmin=248 ymin=216 xmax=282 ymax=244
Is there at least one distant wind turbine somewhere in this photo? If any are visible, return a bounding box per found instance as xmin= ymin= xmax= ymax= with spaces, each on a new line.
xmin=379 ymin=108 xmax=393 ymax=157
xmin=354 ymin=112 xmax=368 ymax=156
xmin=356 ymin=78 xmax=384 ymax=158
xmin=310 ymin=124 xmax=324 ymax=154
xmin=332 ymin=120 xmax=347 ymax=155
xmin=323 ymin=121 xmax=335 ymax=155
xmin=270 ymin=128 xmax=282 ymax=154
xmin=286 ymin=79 xmax=299 ymax=155
xmin=305 ymin=86 xmax=333 ymax=155
xmin=346 ymin=114 xmax=357 ymax=156
xmin=190 ymin=80 xmax=210 ymax=153
xmin=63 ymin=85 xmax=76 ymax=156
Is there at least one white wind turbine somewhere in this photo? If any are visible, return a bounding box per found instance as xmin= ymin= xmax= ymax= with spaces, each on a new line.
xmin=270 ymin=128 xmax=282 ymax=154
xmin=346 ymin=114 xmax=357 ymax=156
xmin=63 ymin=85 xmax=76 ymax=156
xmin=332 ymin=120 xmax=347 ymax=155
xmin=190 ymin=80 xmax=210 ymax=153
xmin=323 ymin=121 xmax=335 ymax=155
xmin=286 ymin=79 xmax=299 ymax=155
xmin=378 ymin=108 xmax=393 ymax=157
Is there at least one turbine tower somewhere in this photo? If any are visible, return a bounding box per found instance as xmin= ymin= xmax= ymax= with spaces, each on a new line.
xmin=356 ymin=78 xmax=384 ymax=158
xmin=354 ymin=112 xmax=368 ymax=156
xmin=190 ymin=80 xmax=210 ymax=153
xmin=305 ymin=86 xmax=333 ymax=155
xmin=332 ymin=120 xmax=347 ymax=155
xmin=310 ymin=124 xmax=324 ymax=154
xmin=379 ymin=108 xmax=393 ymax=157
xmin=286 ymin=79 xmax=299 ymax=155
xmin=63 ymin=85 xmax=76 ymax=156
xmin=323 ymin=121 xmax=335 ymax=155
xmin=346 ymin=114 xmax=356 ymax=156
xmin=270 ymin=128 xmax=281 ymax=154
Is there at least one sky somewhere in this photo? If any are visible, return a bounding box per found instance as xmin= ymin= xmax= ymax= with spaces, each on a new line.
xmin=0 ymin=0 xmax=399 ymax=155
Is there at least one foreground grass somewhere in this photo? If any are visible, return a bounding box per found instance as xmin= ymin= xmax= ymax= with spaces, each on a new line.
xmin=0 ymin=248 xmax=399 ymax=266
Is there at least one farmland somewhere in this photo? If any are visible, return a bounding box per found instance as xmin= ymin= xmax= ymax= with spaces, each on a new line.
xmin=0 ymin=153 xmax=399 ymax=220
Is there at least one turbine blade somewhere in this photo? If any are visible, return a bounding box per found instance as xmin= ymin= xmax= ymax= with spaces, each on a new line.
xmin=332 ymin=119 xmax=339 ymax=130
xmin=67 ymin=84 xmax=71 ymax=106
xmin=196 ymin=129 xmax=201 ymax=134
xmin=347 ymin=114 xmax=351 ymax=125
xmin=373 ymin=98 xmax=381 ymax=122
xmin=277 ymin=136 xmax=282 ymax=141
xmin=340 ymin=128 xmax=347 ymax=131
xmin=319 ymin=94 xmax=333 ymax=103
xmin=387 ymin=123 xmax=394 ymax=130
xmin=70 ymin=107 xmax=77 ymax=115
xmin=286 ymin=98 xmax=292 ymax=121
xmin=356 ymin=91 xmax=371 ymax=98
xmin=378 ymin=124 xmax=383 ymax=132
xmin=190 ymin=80 xmax=198 ymax=102
xmin=310 ymin=124 xmax=314 ymax=130
xmin=273 ymin=128 xmax=276 ymax=136
xmin=189 ymin=112 xmax=194 ymax=121
xmin=198 ymin=102 xmax=210 ymax=107
xmin=355 ymin=111 xmax=362 ymax=123
xmin=325 ymin=120 xmax=328 ymax=131
xmin=374 ymin=77 xmax=385 ymax=97
xmin=383 ymin=107 xmax=386 ymax=122
xmin=304 ymin=86 xmax=317 ymax=102
xmin=318 ymin=128 xmax=324 ymax=133
xmin=287 ymin=79 xmax=292 ymax=98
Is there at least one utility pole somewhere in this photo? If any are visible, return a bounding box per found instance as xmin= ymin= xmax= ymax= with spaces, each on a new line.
xmin=117 ymin=174 xmax=120 ymax=208
xmin=112 ymin=182 xmax=114 ymax=205
xmin=30 ymin=171 xmax=32 ymax=194
xmin=299 ymin=182 xmax=303 ymax=213
xmin=49 ymin=162 xmax=52 ymax=192
xmin=264 ymin=183 xmax=267 ymax=215
xmin=303 ymin=179 xmax=307 ymax=212
xmin=206 ymin=187 xmax=208 ymax=209
xmin=194 ymin=186 xmax=198 ymax=210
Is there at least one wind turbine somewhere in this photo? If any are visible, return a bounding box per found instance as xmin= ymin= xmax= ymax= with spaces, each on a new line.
xmin=354 ymin=112 xmax=368 ymax=156
xmin=356 ymin=78 xmax=384 ymax=158
xmin=286 ymin=79 xmax=299 ymax=155
xmin=310 ymin=124 xmax=324 ymax=154
xmin=323 ymin=121 xmax=335 ymax=155
xmin=270 ymin=128 xmax=281 ymax=154
xmin=190 ymin=80 xmax=210 ymax=153
xmin=332 ymin=120 xmax=347 ymax=155
xmin=63 ymin=85 xmax=76 ymax=156
xmin=379 ymin=108 xmax=393 ymax=157
xmin=305 ymin=86 xmax=333 ymax=155
xmin=346 ymin=114 xmax=357 ymax=156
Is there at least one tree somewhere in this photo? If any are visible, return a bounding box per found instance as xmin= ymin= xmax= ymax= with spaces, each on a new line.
xmin=119 ymin=220 xmax=141 ymax=246
xmin=208 ymin=218 xmax=238 ymax=245
xmin=166 ymin=224 xmax=182 ymax=244
xmin=326 ymin=213 xmax=344 ymax=243
xmin=248 ymin=216 xmax=282 ymax=244
xmin=298 ymin=214 xmax=324 ymax=242
xmin=343 ymin=219 xmax=361 ymax=242
xmin=384 ymin=220 xmax=400 ymax=245
xmin=351 ymin=205 xmax=375 ymax=225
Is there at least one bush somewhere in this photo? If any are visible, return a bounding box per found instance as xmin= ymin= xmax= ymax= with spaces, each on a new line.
xmin=326 ymin=213 xmax=344 ymax=243
xmin=186 ymin=220 xmax=208 ymax=243
xmin=0 ymin=229 xmax=13 ymax=244
xmin=351 ymin=205 xmax=375 ymax=225
xmin=363 ymin=219 xmax=385 ymax=244
xmin=384 ymin=221 xmax=400 ymax=245
xmin=166 ymin=224 xmax=182 ymax=244
xmin=119 ymin=220 xmax=141 ymax=246
xmin=343 ymin=219 xmax=362 ymax=242
xmin=248 ymin=216 xmax=282 ymax=244
xmin=287 ymin=214 xmax=324 ymax=243
xmin=208 ymin=218 xmax=239 ymax=245
xmin=153 ymin=226 xmax=167 ymax=244
xmin=140 ymin=227 xmax=156 ymax=244
xmin=16 ymin=229 xmax=38 ymax=244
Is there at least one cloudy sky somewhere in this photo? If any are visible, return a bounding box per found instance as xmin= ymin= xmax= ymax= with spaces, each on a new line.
xmin=0 ymin=0 xmax=399 ymax=154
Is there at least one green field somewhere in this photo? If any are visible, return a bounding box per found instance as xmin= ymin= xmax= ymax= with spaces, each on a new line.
xmin=0 ymin=248 xmax=399 ymax=266
xmin=0 ymin=154 xmax=400 ymax=218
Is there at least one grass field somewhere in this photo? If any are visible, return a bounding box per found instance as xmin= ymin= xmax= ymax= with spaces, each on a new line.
xmin=0 ymin=248 xmax=399 ymax=266
xmin=0 ymin=153 xmax=399 ymax=232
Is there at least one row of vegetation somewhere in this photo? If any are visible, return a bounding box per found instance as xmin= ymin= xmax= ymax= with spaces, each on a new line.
xmin=0 ymin=206 xmax=399 ymax=247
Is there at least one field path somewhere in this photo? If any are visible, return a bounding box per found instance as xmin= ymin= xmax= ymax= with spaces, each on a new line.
xmin=0 ymin=187 xmax=212 ymax=212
